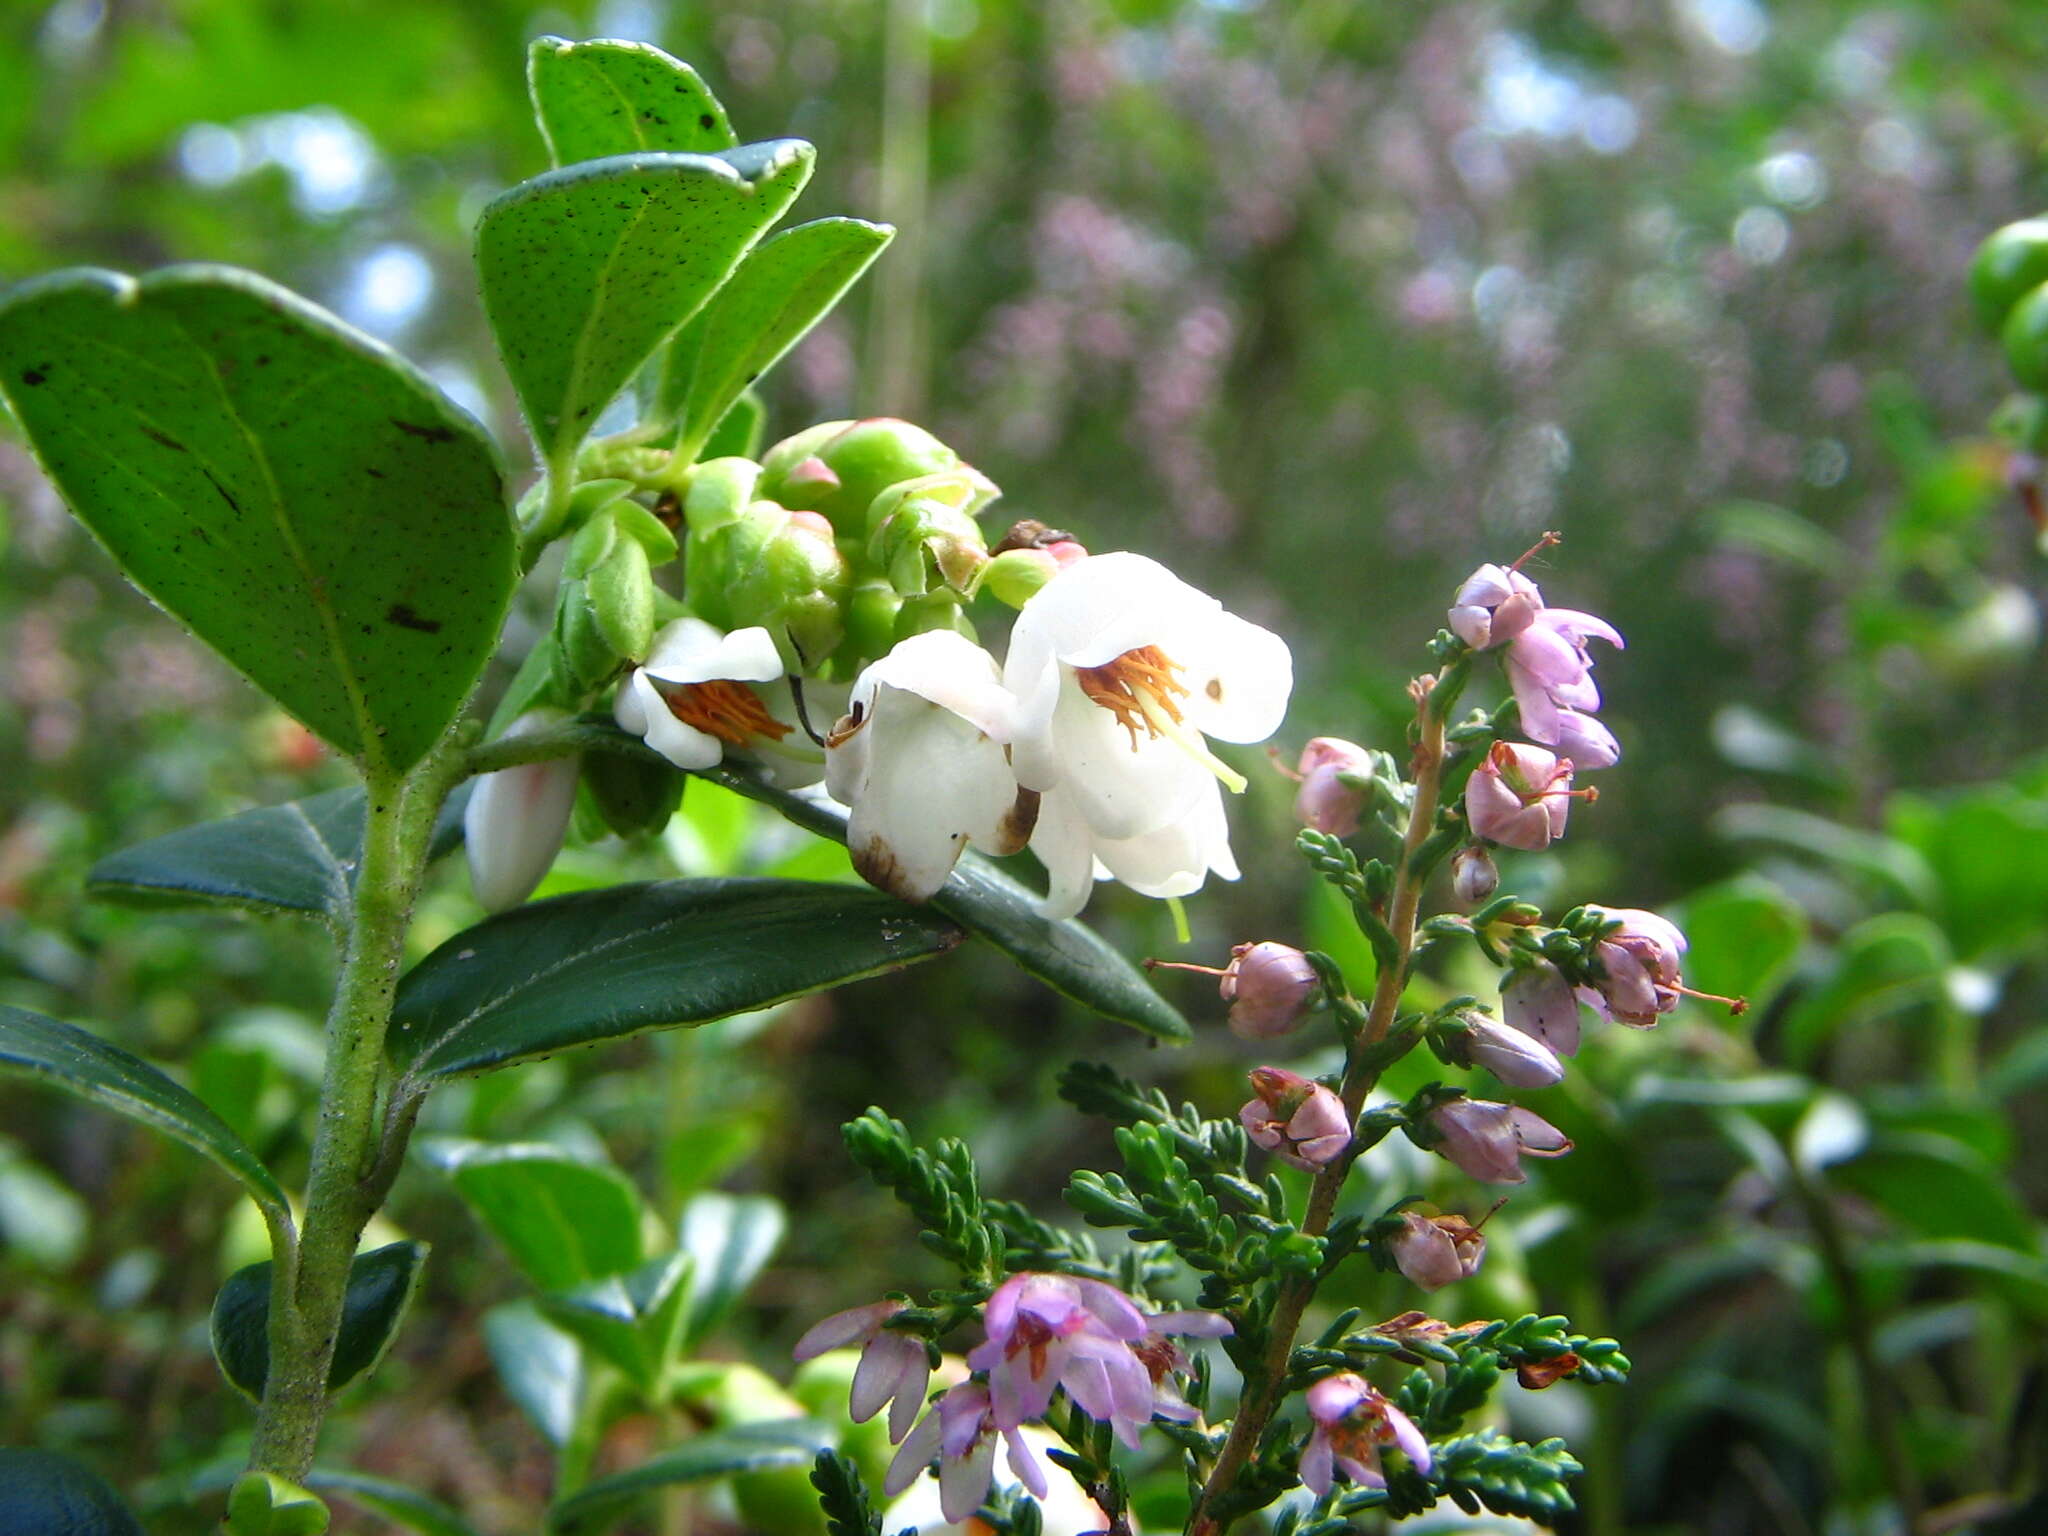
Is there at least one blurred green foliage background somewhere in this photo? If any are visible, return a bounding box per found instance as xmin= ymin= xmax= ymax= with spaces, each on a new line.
xmin=4 ymin=0 xmax=2048 ymax=1532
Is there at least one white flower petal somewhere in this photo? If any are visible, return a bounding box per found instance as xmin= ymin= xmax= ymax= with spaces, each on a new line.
xmin=621 ymin=670 xmax=724 ymax=770
xmin=642 ymin=618 xmax=784 ymax=685
xmin=845 ymin=695 xmax=1022 ymax=902
xmin=1176 ymin=610 xmax=1293 ymax=742
xmin=1029 ymin=679 xmax=1211 ymax=839
xmin=1029 ymin=789 xmax=1100 ymax=920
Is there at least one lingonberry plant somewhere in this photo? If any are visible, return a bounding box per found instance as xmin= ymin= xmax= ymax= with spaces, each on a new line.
xmin=0 ymin=35 xmax=1741 ymax=1536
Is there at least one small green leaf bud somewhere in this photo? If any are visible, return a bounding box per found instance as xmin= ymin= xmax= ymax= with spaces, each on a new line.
xmin=586 ymin=534 xmax=656 ymax=665
xmin=608 ymin=497 xmax=680 ymax=564
xmin=682 ymin=456 xmax=763 ymax=535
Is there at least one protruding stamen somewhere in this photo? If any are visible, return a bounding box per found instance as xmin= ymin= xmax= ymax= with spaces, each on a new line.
xmin=1078 ymin=644 xmax=1249 ymax=792
xmin=1673 ymin=982 xmax=1749 ymax=1016
xmin=1145 ymin=958 xmax=1230 ymax=977
xmin=662 ymin=679 xmax=791 ymax=746
xmin=1508 ymin=530 xmax=1563 ymax=572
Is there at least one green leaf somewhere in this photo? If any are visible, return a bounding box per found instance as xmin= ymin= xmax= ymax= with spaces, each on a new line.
xmin=0 ymin=1004 xmax=288 ymax=1224
xmin=0 ymin=267 xmax=511 ymax=772
xmin=1677 ymin=876 xmax=1807 ymax=1017
xmin=1829 ymin=1133 xmax=2039 ymax=1251
xmin=668 ymin=219 xmax=892 ymax=457
xmin=701 ymin=389 xmax=765 ymax=460
xmin=540 ymin=1249 xmax=692 ymax=1390
xmin=528 ymin=36 xmax=737 ymax=166
xmin=1888 ymin=788 xmax=2048 ymax=958
xmin=679 ymin=1192 xmax=786 ymax=1347
xmin=1780 ymin=914 xmax=1949 ymax=1067
xmin=0 ymin=1449 xmax=146 ymax=1536
xmin=477 ymin=145 xmax=813 ymax=472
xmin=694 ymin=758 xmax=1191 ymax=1041
xmin=546 ymin=1421 xmax=835 ymax=1536
xmin=420 ymin=1138 xmax=644 ymax=1290
xmin=211 ymin=1241 xmax=429 ymax=1401
xmin=304 ymin=1471 xmax=481 ymax=1536
xmin=389 ymin=878 xmax=965 ymax=1081
xmin=483 ymin=1301 xmax=585 ymax=1448
xmin=226 ymin=1474 xmax=329 ymax=1536
xmin=87 ymin=783 xmax=471 ymax=921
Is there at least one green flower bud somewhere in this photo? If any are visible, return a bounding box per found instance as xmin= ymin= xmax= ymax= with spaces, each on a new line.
xmin=2002 ymin=283 xmax=2048 ymax=391
xmin=982 ymin=546 xmax=1060 ymax=607
xmin=868 ymin=492 xmax=989 ymax=597
xmin=562 ymin=506 xmax=618 ymax=581
xmin=582 ymin=749 xmax=685 ymax=838
xmin=587 ymin=535 xmax=655 ymax=665
xmin=838 ymin=581 xmax=904 ymax=668
xmin=893 ymin=590 xmax=975 ymax=644
xmin=1992 ymin=392 xmax=2048 ymax=455
xmin=684 ymin=457 xmax=763 ymax=535
xmin=1971 ymin=217 xmax=2048 ymax=335
xmin=760 ymin=418 xmax=994 ymax=533
xmin=725 ymin=504 xmax=851 ymax=669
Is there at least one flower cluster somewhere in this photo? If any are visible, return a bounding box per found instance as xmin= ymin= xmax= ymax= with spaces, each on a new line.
xmin=796 ymin=1272 xmax=1229 ymax=1524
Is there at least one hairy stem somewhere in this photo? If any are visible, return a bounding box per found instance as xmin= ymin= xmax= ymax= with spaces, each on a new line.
xmin=247 ymin=755 xmax=448 ymax=1477
xmin=1187 ymin=676 xmax=1450 ymax=1536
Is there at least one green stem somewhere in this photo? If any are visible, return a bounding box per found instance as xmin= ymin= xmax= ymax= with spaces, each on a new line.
xmin=247 ymin=754 xmax=450 ymax=1477
xmin=1186 ymin=675 xmax=1449 ymax=1536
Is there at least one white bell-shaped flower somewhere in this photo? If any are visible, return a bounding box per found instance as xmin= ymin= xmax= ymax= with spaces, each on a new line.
xmin=464 ymin=709 xmax=580 ymax=912
xmin=1001 ymin=552 xmax=1290 ymax=913
xmin=826 ymin=631 xmax=1037 ymax=902
xmin=614 ymin=617 xmax=825 ymax=787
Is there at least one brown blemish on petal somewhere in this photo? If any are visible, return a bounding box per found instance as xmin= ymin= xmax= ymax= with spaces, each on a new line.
xmin=852 ymin=836 xmax=923 ymax=903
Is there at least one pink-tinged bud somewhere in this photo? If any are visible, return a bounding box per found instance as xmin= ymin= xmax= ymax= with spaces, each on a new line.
xmin=463 ymin=710 xmax=579 ymax=912
xmin=1241 ymin=1067 xmax=1351 ymax=1170
xmin=1583 ymin=907 xmax=1717 ymax=1027
xmin=1045 ymin=539 xmax=1088 ymax=566
xmin=1500 ymin=963 xmax=1581 ymax=1055
xmin=788 ymin=509 xmax=836 ymax=542
xmin=1390 ymin=1210 xmax=1487 ymax=1291
xmin=1451 ymin=845 xmax=1498 ymax=905
xmin=1455 ymin=1012 xmax=1566 ymax=1088
xmin=1293 ymin=736 xmax=1375 ymax=836
xmin=1465 ymin=742 xmax=1587 ymax=851
xmin=1427 ymin=1099 xmax=1572 ymax=1185
xmin=781 ymin=455 xmax=843 ymax=503
xmin=1220 ymin=942 xmax=1320 ymax=1038
xmin=1448 ymin=563 xmax=1542 ymax=650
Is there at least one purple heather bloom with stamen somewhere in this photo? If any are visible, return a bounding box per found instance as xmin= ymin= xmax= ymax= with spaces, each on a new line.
xmin=1583 ymin=907 xmax=1690 ymax=1027
xmin=1222 ymin=941 xmax=1320 ymax=1039
xmin=1389 ymin=1210 xmax=1487 ymax=1292
xmin=793 ymin=1299 xmax=932 ymax=1444
xmin=1299 ymin=1373 xmax=1433 ymax=1493
xmin=1293 ymin=736 xmax=1375 ymax=836
xmin=1427 ymin=1099 xmax=1573 ymax=1185
xmin=1465 ymin=742 xmax=1581 ymax=852
xmin=886 ymin=1380 xmax=1045 ymax=1524
xmin=1240 ymin=1066 xmax=1350 ymax=1170
xmin=1501 ymin=963 xmax=1582 ymax=1056
xmin=1505 ymin=608 xmax=1625 ymax=748
xmin=1455 ymin=1012 xmax=1566 ymax=1089
xmin=1448 ymin=564 xmax=1542 ymax=651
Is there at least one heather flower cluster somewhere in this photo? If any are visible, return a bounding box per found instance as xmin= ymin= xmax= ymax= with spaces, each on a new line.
xmin=795 ymin=1273 xmax=1230 ymax=1524
xmin=463 ymin=417 xmax=1293 ymax=921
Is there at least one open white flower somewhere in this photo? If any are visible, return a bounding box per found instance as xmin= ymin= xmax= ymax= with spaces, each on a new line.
xmin=614 ymin=617 xmax=825 ymax=787
xmin=826 ymin=630 xmax=1037 ymax=902
xmin=1001 ymin=553 xmax=1290 ymax=915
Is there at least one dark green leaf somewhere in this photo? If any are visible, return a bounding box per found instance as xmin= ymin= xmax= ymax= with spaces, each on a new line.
xmin=389 ymin=878 xmax=965 ymax=1080
xmin=0 ymin=1449 xmax=146 ymax=1536
xmin=477 ymin=146 xmax=812 ymax=471
xmin=211 ymin=1241 xmax=429 ymax=1401
xmin=0 ymin=267 xmax=511 ymax=772
xmin=528 ymin=36 xmax=737 ymax=166
xmin=483 ymin=1301 xmax=585 ymax=1447
xmin=668 ymin=219 xmax=892 ymax=457
xmin=540 ymin=1249 xmax=692 ymax=1389
xmin=1780 ymin=914 xmax=1949 ymax=1067
xmin=305 ymin=1471 xmax=481 ymax=1536
xmin=0 ymin=1004 xmax=288 ymax=1223
xmin=1677 ymin=877 xmax=1807 ymax=1017
xmin=87 ymin=783 xmax=471 ymax=921
xmin=546 ymin=1421 xmax=834 ymax=1536
xmin=1888 ymin=788 xmax=2048 ymax=958
xmin=1829 ymin=1133 xmax=2038 ymax=1251
xmin=420 ymin=1138 xmax=644 ymax=1290
xmin=694 ymin=759 xmax=1191 ymax=1041
xmin=679 ymin=1192 xmax=785 ymax=1347
xmin=225 ymin=1474 xmax=329 ymax=1536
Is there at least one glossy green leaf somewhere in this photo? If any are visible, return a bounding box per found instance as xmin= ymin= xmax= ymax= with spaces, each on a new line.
xmin=419 ymin=1138 xmax=644 ymax=1289
xmin=528 ymin=36 xmax=737 ymax=166
xmin=546 ymin=1421 xmax=834 ymax=1536
xmin=1829 ymin=1133 xmax=2039 ymax=1251
xmin=211 ymin=1241 xmax=429 ymax=1401
xmin=0 ymin=1004 xmax=288 ymax=1223
xmin=483 ymin=1301 xmax=585 ymax=1448
xmin=668 ymin=219 xmax=893 ymax=457
xmin=1677 ymin=877 xmax=1807 ymax=1017
xmin=87 ymin=783 xmax=471 ymax=921
xmin=679 ymin=1192 xmax=786 ymax=1347
xmin=1888 ymin=787 xmax=2048 ymax=958
xmin=226 ymin=1474 xmax=329 ymax=1536
xmin=389 ymin=878 xmax=966 ymax=1081
xmin=0 ymin=266 xmax=511 ymax=772
xmin=540 ymin=1249 xmax=692 ymax=1389
xmin=1780 ymin=913 xmax=1949 ymax=1067
xmin=477 ymin=144 xmax=813 ymax=471
xmin=700 ymin=389 xmax=765 ymax=461
xmin=0 ymin=1449 xmax=146 ymax=1536
xmin=305 ymin=1470 xmax=482 ymax=1536
xmin=692 ymin=758 xmax=1193 ymax=1041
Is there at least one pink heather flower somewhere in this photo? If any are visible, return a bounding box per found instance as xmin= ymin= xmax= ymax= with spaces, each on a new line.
xmin=1427 ymin=1099 xmax=1573 ymax=1185
xmin=886 ymin=1380 xmax=1046 ymax=1524
xmin=1551 ymin=706 xmax=1621 ymax=770
xmin=1389 ymin=1210 xmax=1487 ymax=1292
xmin=1240 ymin=1067 xmax=1351 ymax=1170
xmin=1451 ymin=844 xmax=1498 ymax=906
xmin=1455 ymin=1013 xmax=1566 ymax=1089
xmin=1117 ymin=1309 xmax=1234 ymax=1446
xmin=793 ymin=1299 xmax=932 ymax=1444
xmin=1584 ymin=907 xmax=1691 ymax=1027
xmin=1501 ymin=963 xmax=1582 ymax=1056
xmin=1505 ymin=608 xmax=1624 ymax=749
xmin=1221 ymin=942 xmax=1320 ymax=1039
xmin=1293 ymin=736 xmax=1375 ymax=836
xmin=1448 ymin=564 xmax=1542 ymax=651
xmin=1299 ymin=1373 xmax=1433 ymax=1494
xmin=1465 ymin=742 xmax=1586 ymax=852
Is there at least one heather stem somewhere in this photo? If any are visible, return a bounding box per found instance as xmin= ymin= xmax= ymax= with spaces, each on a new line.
xmin=1186 ymin=673 xmax=1450 ymax=1536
